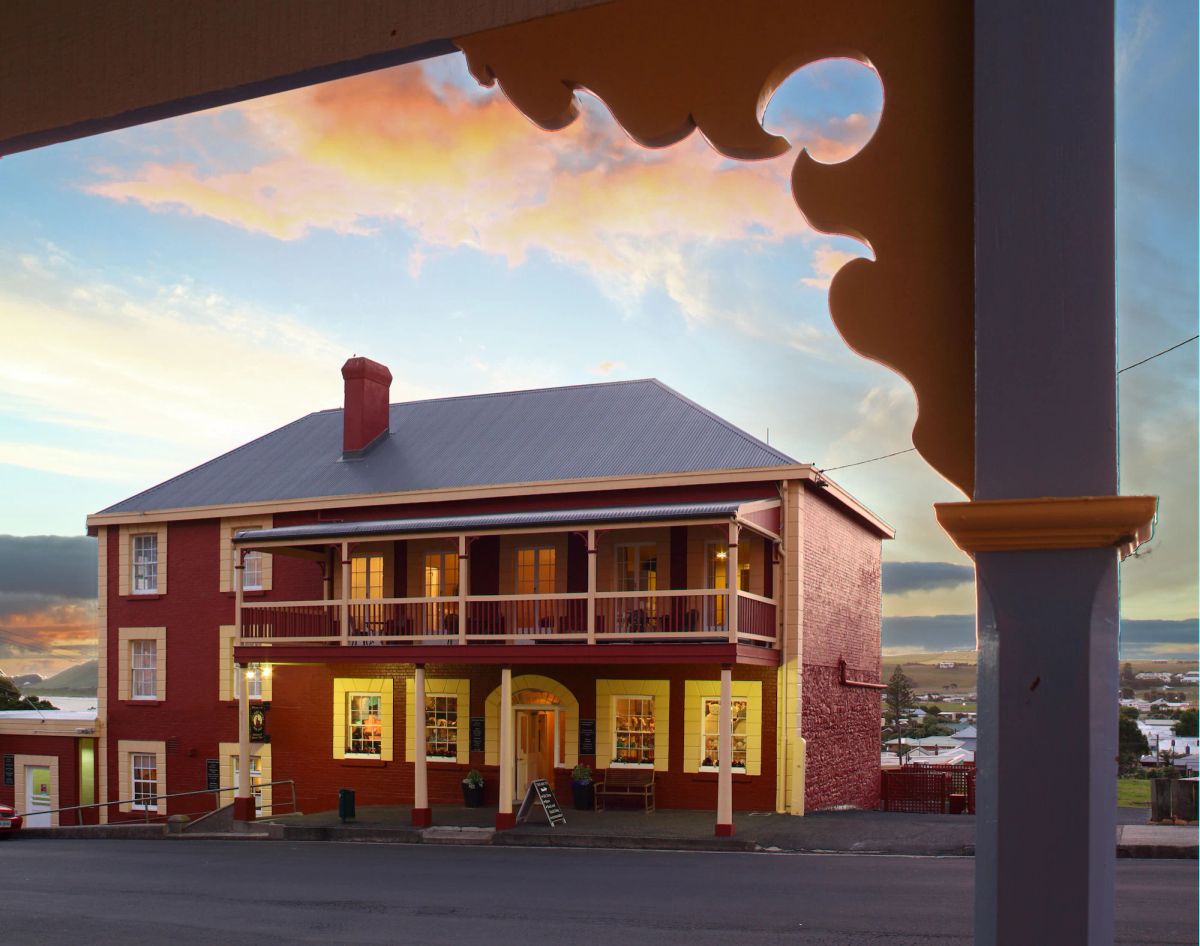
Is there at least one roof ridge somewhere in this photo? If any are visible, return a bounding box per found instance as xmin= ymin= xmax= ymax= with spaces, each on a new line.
xmin=646 ymin=379 xmax=797 ymax=465
xmin=310 ymin=378 xmax=661 ymax=414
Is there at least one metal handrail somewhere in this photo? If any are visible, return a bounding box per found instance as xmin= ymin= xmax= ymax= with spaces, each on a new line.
xmin=13 ymin=778 xmax=298 ymax=825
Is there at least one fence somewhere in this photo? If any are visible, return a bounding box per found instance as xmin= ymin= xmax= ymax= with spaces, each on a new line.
xmin=881 ymin=763 xmax=976 ymax=814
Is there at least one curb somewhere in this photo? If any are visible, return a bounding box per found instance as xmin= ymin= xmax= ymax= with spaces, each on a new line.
xmin=494 ymin=832 xmax=758 ymax=854
xmin=1117 ymin=843 xmax=1198 ymax=860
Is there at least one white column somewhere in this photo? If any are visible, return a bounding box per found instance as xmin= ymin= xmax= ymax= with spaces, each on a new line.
xmin=716 ymin=666 xmax=734 ymax=835
xmin=497 ymin=667 xmax=515 ymax=829
xmin=234 ymin=550 xmax=254 ymax=824
xmin=586 ymin=528 xmax=597 ymax=644
xmin=412 ymin=664 xmax=430 ymax=826
xmin=340 ymin=541 xmax=351 ymax=645
xmin=234 ymin=549 xmax=245 ymax=642
xmin=726 ymin=523 xmax=739 ymax=643
xmin=458 ymin=535 xmax=468 ymax=645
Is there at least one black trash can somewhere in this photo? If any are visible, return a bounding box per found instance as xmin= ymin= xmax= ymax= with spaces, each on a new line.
xmin=338 ymin=787 xmax=356 ymax=823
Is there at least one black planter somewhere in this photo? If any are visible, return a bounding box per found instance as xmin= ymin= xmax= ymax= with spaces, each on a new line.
xmin=571 ymin=781 xmax=594 ymax=810
xmin=462 ymin=783 xmax=485 ymax=808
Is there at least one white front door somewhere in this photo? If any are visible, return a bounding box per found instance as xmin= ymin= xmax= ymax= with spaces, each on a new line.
xmin=25 ymin=766 xmax=52 ymax=827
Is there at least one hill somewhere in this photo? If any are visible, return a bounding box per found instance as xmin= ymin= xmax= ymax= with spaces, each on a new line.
xmin=882 ymin=651 xmax=979 ymax=697
xmin=23 ymin=659 xmax=98 ymax=696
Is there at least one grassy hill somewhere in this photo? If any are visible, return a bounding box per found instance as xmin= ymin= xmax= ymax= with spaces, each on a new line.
xmin=23 ymin=659 xmax=97 ymax=696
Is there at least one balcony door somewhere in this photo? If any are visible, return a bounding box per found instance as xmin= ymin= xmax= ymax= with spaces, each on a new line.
xmin=516 ymin=546 xmax=555 ymax=633
xmin=424 ymin=550 xmax=459 ymax=634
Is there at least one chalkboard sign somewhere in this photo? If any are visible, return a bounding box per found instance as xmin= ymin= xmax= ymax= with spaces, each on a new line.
xmin=469 ymin=716 xmax=485 ymax=753
xmin=2 ymin=753 xmax=12 ymax=786
xmin=579 ymin=719 xmax=596 ymax=756
xmin=205 ymin=758 xmax=221 ymax=792
xmin=515 ymin=778 xmax=566 ymax=827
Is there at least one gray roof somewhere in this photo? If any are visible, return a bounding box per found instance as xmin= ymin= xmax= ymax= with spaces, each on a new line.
xmin=234 ymin=500 xmax=749 ymax=545
xmin=102 ymin=379 xmax=796 ymax=514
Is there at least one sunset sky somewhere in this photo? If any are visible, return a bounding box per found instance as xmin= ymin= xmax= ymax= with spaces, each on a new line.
xmin=1 ymin=2 xmax=1195 ymax=678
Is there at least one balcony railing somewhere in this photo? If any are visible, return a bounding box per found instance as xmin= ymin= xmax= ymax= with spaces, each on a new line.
xmin=239 ymin=589 xmax=776 ymax=647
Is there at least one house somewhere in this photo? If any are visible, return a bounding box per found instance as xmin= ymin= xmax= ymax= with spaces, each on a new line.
xmin=83 ymin=358 xmax=893 ymax=835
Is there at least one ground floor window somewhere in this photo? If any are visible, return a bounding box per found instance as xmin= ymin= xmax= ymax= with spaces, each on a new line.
xmin=347 ymin=694 xmax=383 ymax=757
xmin=131 ymin=753 xmax=157 ymax=810
xmin=425 ymin=695 xmax=459 ymax=761
xmin=613 ymin=696 xmax=656 ymax=766
xmin=700 ymin=697 xmax=749 ymax=770
xmin=232 ymin=756 xmax=264 ymax=812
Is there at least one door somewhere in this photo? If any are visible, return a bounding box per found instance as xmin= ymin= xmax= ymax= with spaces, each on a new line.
xmin=26 ymin=766 xmax=51 ymax=827
xmin=513 ymin=709 xmax=557 ymax=799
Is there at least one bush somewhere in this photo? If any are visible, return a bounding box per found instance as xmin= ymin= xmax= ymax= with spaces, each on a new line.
xmin=571 ymin=764 xmax=592 ymax=784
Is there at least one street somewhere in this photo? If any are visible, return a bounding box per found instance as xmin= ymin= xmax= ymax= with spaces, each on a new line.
xmin=1 ymin=840 xmax=1195 ymax=945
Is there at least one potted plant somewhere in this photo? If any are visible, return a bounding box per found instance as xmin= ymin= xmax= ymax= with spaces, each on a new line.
xmin=461 ymin=769 xmax=485 ymax=807
xmin=571 ymin=763 xmax=594 ymax=810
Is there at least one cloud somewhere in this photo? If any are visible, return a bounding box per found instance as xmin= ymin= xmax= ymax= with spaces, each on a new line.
xmin=883 ymin=614 xmax=976 ymax=653
xmin=590 ymin=360 xmax=623 ymax=377
xmin=0 ymin=536 xmax=96 ymax=597
xmin=85 ymin=59 xmax=876 ymax=332
xmin=800 ymin=243 xmax=863 ymax=290
xmin=883 ymin=561 xmax=974 ymax=596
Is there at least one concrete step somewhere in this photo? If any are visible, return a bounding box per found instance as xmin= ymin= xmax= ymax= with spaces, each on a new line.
xmin=175 ymin=831 xmax=272 ymax=841
xmin=421 ymin=826 xmax=495 ymax=845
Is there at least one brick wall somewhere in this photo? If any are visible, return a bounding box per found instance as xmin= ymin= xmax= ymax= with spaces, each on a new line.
xmin=0 ymin=734 xmax=86 ymax=823
xmin=801 ymin=489 xmax=883 ymax=810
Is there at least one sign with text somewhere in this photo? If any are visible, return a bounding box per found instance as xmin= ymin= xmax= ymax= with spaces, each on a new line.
xmin=2 ymin=754 xmax=12 ymax=787
xmin=579 ymin=719 xmax=596 ymax=757
xmin=469 ymin=716 xmax=485 ymax=754
xmin=516 ymin=778 xmax=566 ymax=827
xmin=206 ymin=758 xmax=221 ymax=792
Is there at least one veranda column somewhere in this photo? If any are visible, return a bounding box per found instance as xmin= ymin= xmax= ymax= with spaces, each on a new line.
xmin=726 ymin=523 xmax=739 ymax=643
xmin=586 ymin=528 xmax=597 ymax=644
xmin=715 ymin=665 xmax=734 ymax=836
xmin=496 ymin=666 xmax=515 ymax=829
xmin=340 ymin=541 xmax=351 ymax=645
xmin=457 ymin=535 xmax=468 ymax=645
xmin=233 ymin=551 xmax=255 ymax=822
xmin=412 ymin=664 xmax=431 ymax=827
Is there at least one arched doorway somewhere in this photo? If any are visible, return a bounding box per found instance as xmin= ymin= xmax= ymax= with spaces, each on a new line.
xmin=485 ymin=674 xmax=579 ymax=801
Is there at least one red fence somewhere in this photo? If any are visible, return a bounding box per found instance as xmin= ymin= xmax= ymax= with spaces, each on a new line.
xmin=881 ymin=763 xmax=976 ymax=814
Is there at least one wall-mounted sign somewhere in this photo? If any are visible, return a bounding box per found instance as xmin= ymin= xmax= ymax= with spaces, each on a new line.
xmin=579 ymin=719 xmax=596 ymax=757
xmin=469 ymin=716 xmax=485 ymax=754
xmin=206 ymin=758 xmax=221 ymax=792
xmin=2 ymin=754 xmax=12 ymax=787
xmin=249 ymin=704 xmax=269 ymax=743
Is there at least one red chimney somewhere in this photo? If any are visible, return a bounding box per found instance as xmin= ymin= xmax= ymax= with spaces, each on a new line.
xmin=341 ymin=357 xmax=392 ymax=456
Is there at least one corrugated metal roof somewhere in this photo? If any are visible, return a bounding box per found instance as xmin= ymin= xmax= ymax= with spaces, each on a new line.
xmin=233 ymin=500 xmax=747 ymax=545
xmin=101 ymin=379 xmax=797 ymax=514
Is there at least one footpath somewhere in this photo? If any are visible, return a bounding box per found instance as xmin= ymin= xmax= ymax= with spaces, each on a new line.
xmin=15 ymin=805 xmax=1198 ymax=858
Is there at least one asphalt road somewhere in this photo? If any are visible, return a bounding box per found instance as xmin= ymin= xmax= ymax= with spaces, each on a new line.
xmin=1 ymin=840 xmax=1195 ymax=945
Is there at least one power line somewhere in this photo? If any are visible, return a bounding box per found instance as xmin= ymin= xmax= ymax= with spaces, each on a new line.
xmin=818 ymin=334 xmax=1197 ymax=475
xmin=1118 ymin=335 xmax=1198 ymax=374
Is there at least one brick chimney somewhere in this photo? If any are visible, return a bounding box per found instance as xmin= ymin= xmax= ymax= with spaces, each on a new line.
xmin=341 ymin=356 xmax=393 ymax=457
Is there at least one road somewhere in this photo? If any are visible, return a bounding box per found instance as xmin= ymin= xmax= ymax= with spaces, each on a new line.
xmin=1 ymin=840 xmax=1195 ymax=945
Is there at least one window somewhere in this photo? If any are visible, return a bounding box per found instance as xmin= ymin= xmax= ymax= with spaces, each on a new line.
xmin=130 ymin=640 xmax=157 ymax=700
xmin=131 ymin=753 xmax=157 ymax=810
xmin=423 ymin=551 xmax=458 ymax=597
xmin=235 ymin=663 xmax=263 ymax=701
xmin=351 ymin=555 xmax=384 ymax=599
xmin=242 ymin=550 xmax=263 ymax=591
xmin=700 ymin=697 xmax=749 ymax=770
xmin=232 ymin=755 xmax=264 ymax=812
xmin=346 ymin=694 xmax=383 ymax=757
xmin=516 ymin=547 xmax=555 ymax=594
xmin=615 ymin=544 xmax=657 ymax=592
xmin=425 ymin=695 xmax=458 ymax=761
xmin=132 ymin=534 xmax=158 ymax=594
xmin=612 ymin=696 xmax=655 ymax=766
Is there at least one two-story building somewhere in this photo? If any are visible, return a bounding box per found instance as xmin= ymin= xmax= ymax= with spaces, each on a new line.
xmin=86 ymin=357 xmax=892 ymax=834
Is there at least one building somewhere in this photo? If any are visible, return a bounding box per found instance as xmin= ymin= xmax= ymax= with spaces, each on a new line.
xmin=0 ymin=710 xmax=99 ymax=827
xmin=84 ymin=358 xmax=892 ymax=834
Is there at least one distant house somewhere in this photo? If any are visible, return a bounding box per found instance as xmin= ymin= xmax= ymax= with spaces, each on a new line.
xmin=936 ymin=661 xmax=957 ymax=669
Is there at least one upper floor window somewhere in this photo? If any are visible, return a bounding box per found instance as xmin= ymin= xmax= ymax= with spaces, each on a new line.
xmin=130 ymin=639 xmax=157 ymax=700
xmin=242 ymin=550 xmax=263 ymax=591
xmin=132 ymin=534 xmax=158 ymax=594
xmin=516 ymin=547 xmax=555 ymax=594
xmin=423 ymin=551 xmax=458 ymax=597
xmin=615 ymin=543 xmax=657 ymax=592
xmin=351 ymin=555 xmax=384 ymax=599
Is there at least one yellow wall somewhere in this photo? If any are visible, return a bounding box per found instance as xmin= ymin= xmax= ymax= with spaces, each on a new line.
xmin=484 ymin=674 xmax=579 ymax=768
xmin=405 ymin=677 xmax=470 ymax=762
xmin=595 ymin=678 xmax=670 ymax=772
xmin=219 ymin=516 xmax=273 ymax=592
xmin=331 ymin=677 xmax=394 ymax=761
xmin=682 ymin=679 xmax=763 ymax=775
xmin=218 ymin=742 xmax=272 ymax=812
xmin=218 ymin=624 xmax=273 ymax=702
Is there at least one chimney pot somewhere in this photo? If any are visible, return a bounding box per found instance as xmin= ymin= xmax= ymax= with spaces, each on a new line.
xmin=341 ymin=357 xmax=392 ymax=457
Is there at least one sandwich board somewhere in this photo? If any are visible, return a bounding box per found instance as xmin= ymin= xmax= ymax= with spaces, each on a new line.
xmin=515 ymin=778 xmax=566 ymax=827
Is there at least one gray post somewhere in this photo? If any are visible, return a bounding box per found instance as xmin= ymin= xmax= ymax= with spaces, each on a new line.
xmin=974 ymin=2 xmax=1118 ymax=943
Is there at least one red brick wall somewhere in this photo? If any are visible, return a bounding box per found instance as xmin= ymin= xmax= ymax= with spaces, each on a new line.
xmin=268 ymin=661 xmax=778 ymax=815
xmin=0 ymin=734 xmax=86 ymax=823
xmin=801 ymin=489 xmax=883 ymax=811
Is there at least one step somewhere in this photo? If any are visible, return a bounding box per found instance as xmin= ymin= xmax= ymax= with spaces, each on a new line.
xmin=421 ymin=826 xmax=495 ymax=845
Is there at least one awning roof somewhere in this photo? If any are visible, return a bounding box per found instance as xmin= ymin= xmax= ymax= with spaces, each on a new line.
xmin=233 ymin=500 xmax=760 ymax=546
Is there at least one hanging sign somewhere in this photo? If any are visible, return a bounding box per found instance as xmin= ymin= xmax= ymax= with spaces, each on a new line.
xmin=579 ymin=719 xmax=596 ymax=756
xmin=516 ymin=778 xmax=566 ymax=827
xmin=249 ymin=704 xmax=270 ymax=743
xmin=2 ymin=754 xmax=13 ymax=786
xmin=469 ymin=716 xmax=485 ymax=753
xmin=205 ymin=759 xmax=221 ymax=791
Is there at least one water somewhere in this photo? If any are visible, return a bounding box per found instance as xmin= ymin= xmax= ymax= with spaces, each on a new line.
xmin=38 ymin=696 xmax=99 ymax=713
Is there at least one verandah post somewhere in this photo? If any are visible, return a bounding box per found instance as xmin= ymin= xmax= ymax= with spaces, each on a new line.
xmin=726 ymin=523 xmax=739 ymax=643
xmin=340 ymin=540 xmax=351 ymax=645
xmin=412 ymin=664 xmax=431 ymax=827
xmin=586 ymin=528 xmax=597 ymax=644
xmin=716 ymin=665 xmax=734 ymax=836
xmin=496 ymin=667 xmax=515 ymax=829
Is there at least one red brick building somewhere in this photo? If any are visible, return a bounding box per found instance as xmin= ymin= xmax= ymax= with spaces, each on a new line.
xmin=85 ymin=358 xmax=891 ymax=832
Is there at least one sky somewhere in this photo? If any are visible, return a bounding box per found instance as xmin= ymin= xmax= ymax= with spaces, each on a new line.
xmin=0 ymin=2 xmax=1196 ymax=678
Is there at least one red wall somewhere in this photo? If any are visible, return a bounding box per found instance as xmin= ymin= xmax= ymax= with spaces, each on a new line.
xmin=0 ymin=734 xmax=89 ymax=824
xmin=800 ymin=488 xmax=884 ymax=811
xmin=268 ymin=661 xmax=777 ymax=815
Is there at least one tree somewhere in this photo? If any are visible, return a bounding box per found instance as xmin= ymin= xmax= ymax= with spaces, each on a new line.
xmin=884 ymin=665 xmax=917 ymax=729
xmin=1118 ymin=712 xmax=1149 ymax=774
xmin=1120 ymin=662 xmax=1137 ymax=687
xmin=0 ymin=673 xmax=55 ymax=711
xmin=1175 ymin=709 xmax=1198 ymax=737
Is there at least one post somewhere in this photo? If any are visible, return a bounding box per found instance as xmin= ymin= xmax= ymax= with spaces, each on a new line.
xmin=234 ymin=656 xmax=254 ymax=822
xmin=715 ymin=665 xmax=734 ymax=836
xmin=458 ymin=535 xmax=468 ymax=645
xmin=968 ymin=3 xmax=1125 ymax=942
xmin=586 ymin=528 xmax=597 ymax=644
xmin=412 ymin=664 xmax=431 ymax=826
xmin=726 ymin=523 xmax=739 ymax=643
xmin=234 ymin=549 xmax=244 ymax=643
xmin=340 ymin=540 xmax=351 ymax=645
xmin=496 ymin=666 xmax=515 ymax=829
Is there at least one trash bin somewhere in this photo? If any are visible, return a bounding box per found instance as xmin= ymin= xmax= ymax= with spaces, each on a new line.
xmin=338 ymin=787 xmax=356 ymax=823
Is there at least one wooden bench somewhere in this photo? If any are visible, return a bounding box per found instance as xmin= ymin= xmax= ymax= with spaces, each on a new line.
xmin=594 ymin=768 xmax=655 ymax=813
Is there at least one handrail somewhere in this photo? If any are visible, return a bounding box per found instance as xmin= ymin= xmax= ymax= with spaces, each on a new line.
xmin=13 ymin=778 xmax=298 ymax=824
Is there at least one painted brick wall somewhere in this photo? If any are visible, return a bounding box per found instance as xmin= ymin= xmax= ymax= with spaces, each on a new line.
xmin=268 ymin=661 xmax=778 ymax=815
xmin=800 ymin=489 xmax=883 ymax=811
xmin=0 ymin=734 xmax=85 ymax=822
